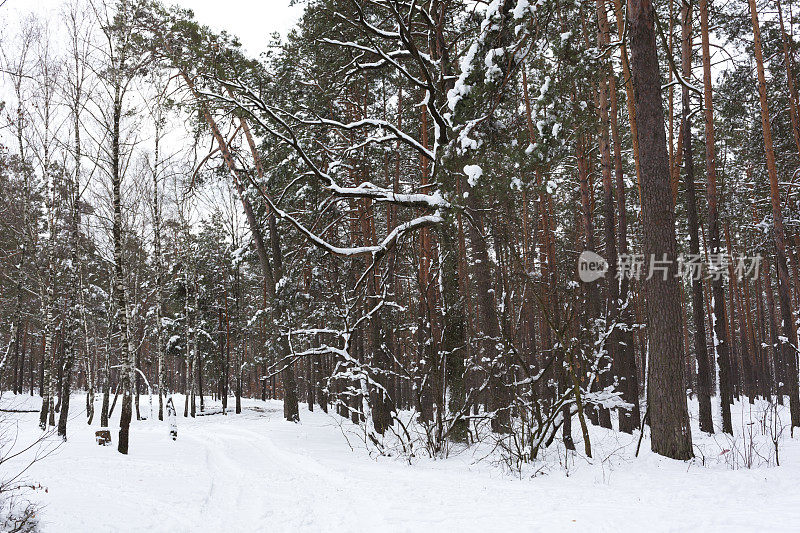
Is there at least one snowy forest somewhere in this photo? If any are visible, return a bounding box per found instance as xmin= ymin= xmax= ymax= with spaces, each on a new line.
xmin=1 ymin=0 xmax=800 ymax=530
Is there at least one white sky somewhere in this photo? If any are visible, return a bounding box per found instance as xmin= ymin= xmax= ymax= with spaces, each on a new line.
xmin=1 ymin=0 xmax=304 ymax=54
xmin=167 ymin=0 xmax=304 ymax=53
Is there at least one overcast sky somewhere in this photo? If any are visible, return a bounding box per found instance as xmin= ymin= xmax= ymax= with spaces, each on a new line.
xmin=2 ymin=0 xmax=305 ymax=54
xmin=167 ymin=0 xmax=304 ymax=52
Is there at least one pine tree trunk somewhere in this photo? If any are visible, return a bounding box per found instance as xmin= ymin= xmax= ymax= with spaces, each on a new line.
xmin=612 ymin=0 xmax=642 ymax=195
xmin=607 ymin=37 xmax=641 ymax=434
xmin=596 ymin=0 xmax=619 ymax=431
xmin=628 ymin=0 xmax=693 ymax=459
xmin=747 ymin=0 xmax=800 ymax=426
xmin=700 ymin=0 xmax=734 ymax=434
xmin=576 ymin=137 xmax=604 ymax=428
xmin=681 ymin=0 xmax=714 ymax=433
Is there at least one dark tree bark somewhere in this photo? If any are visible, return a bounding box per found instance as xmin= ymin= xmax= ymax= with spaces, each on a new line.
xmin=465 ymin=188 xmax=509 ymax=433
xmin=628 ymin=0 xmax=693 ymax=459
xmin=576 ymin=137 xmax=607 ymax=428
xmin=681 ymin=0 xmax=714 ymax=434
xmin=607 ymin=33 xmax=641 ymax=434
xmin=596 ymin=0 xmax=619 ymax=432
xmin=700 ymin=0 xmax=734 ymax=435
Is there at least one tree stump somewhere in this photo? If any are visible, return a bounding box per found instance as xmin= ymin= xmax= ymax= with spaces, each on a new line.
xmin=95 ymin=429 xmax=112 ymax=446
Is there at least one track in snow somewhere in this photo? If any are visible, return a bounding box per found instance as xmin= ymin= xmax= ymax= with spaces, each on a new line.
xmin=2 ymin=394 xmax=799 ymax=532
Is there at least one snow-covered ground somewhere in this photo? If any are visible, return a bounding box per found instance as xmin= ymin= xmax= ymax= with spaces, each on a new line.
xmin=2 ymin=393 xmax=799 ymax=532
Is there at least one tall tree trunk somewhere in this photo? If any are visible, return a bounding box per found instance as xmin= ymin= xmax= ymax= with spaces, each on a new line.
xmin=238 ymin=112 xmax=300 ymax=424
xmin=184 ymin=261 xmax=192 ymax=418
xmin=628 ymin=0 xmax=693 ymax=459
xmin=607 ymin=32 xmax=641 ymax=434
xmin=191 ymin=277 xmax=200 ymax=417
xmin=100 ymin=285 xmax=113 ymax=429
xmin=39 ymin=138 xmax=57 ymax=431
xmin=57 ymin=91 xmax=83 ymax=439
xmin=748 ymin=0 xmax=800 ymax=427
xmin=700 ymin=0 xmax=734 ymax=434
xmin=81 ymin=274 xmax=95 ymax=425
xmin=681 ymin=0 xmax=714 ymax=433
xmin=576 ymin=136 xmax=606 ymax=428
xmin=153 ymin=118 xmax=165 ymax=421
xmin=596 ymin=0 xmax=619 ymax=432
xmin=113 ymin=93 xmax=135 ymax=455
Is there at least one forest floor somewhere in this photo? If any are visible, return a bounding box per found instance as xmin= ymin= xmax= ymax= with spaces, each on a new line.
xmin=1 ymin=393 xmax=799 ymax=532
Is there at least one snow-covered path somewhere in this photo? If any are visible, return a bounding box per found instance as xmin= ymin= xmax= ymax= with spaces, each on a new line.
xmin=2 ymin=395 xmax=799 ymax=532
